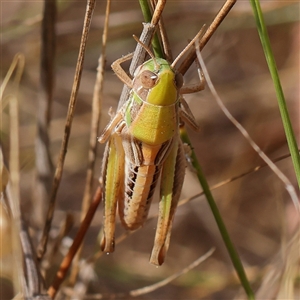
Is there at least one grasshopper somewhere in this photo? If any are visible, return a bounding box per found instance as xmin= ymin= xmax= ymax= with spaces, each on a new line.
xmin=98 ymin=40 xmax=204 ymax=266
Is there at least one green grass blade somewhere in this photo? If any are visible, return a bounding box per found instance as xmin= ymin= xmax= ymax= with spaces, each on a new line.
xmin=138 ymin=0 xmax=164 ymax=58
xmin=249 ymin=0 xmax=300 ymax=188
xmin=138 ymin=1 xmax=254 ymax=297
xmin=138 ymin=0 xmax=153 ymax=23
xmin=180 ymin=128 xmax=255 ymax=300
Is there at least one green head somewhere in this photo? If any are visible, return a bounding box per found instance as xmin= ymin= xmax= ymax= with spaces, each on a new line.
xmin=132 ymin=58 xmax=183 ymax=106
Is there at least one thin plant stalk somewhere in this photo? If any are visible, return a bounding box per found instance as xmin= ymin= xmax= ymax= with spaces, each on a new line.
xmin=138 ymin=0 xmax=165 ymax=58
xmin=37 ymin=0 xmax=96 ymax=261
xmin=47 ymin=188 xmax=102 ymax=299
xmin=195 ymin=49 xmax=299 ymax=213
xmin=34 ymin=0 xmax=56 ymax=228
xmin=116 ymin=1 xmax=166 ymax=110
xmin=178 ymin=0 xmax=237 ymax=75
xmin=143 ymin=1 xmax=255 ymax=296
xmin=69 ymin=0 xmax=112 ymax=286
xmin=6 ymin=54 xmax=27 ymax=298
xmin=180 ymin=129 xmax=255 ymax=300
xmin=80 ymin=248 xmax=215 ymax=299
xmin=249 ymin=0 xmax=300 ymax=188
xmin=141 ymin=0 xmax=250 ymax=284
xmin=138 ymin=0 xmax=254 ymax=298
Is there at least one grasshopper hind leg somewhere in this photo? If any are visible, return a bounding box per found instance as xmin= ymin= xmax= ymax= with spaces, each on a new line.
xmin=100 ymin=134 xmax=125 ymax=253
xmin=150 ymin=139 xmax=186 ymax=265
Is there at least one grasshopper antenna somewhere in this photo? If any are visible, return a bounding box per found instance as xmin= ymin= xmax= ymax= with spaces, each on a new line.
xmin=132 ymin=34 xmax=160 ymax=71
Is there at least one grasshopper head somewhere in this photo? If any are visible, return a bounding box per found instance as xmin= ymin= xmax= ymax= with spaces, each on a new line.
xmin=133 ymin=58 xmax=183 ymax=106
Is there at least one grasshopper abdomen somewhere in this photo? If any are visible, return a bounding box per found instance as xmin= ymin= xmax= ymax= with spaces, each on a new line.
xmin=119 ymin=159 xmax=161 ymax=230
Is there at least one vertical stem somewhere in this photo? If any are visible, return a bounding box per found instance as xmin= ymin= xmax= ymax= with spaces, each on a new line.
xmin=180 ymin=129 xmax=255 ymax=299
xmin=69 ymin=0 xmax=112 ymax=285
xmin=249 ymin=0 xmax=300 ymax=188
xmin=48 ymin=188 xmax=102 ymax=299
xmin=37 ymin=0 xmax=96 ymax=261
xmin=178 ymin=0 xmax=237 ymax=76
xmin=34 ymin=0 xmax=56 ymax=228
xmin=138 ymin=0 xmax=165 ymax=58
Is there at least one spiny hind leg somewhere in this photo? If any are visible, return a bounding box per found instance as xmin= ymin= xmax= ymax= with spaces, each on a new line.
xmin=100 ymin=134 xmax=125 ymax=253
xmin=150 ymin=140 xmax=185 ymax=265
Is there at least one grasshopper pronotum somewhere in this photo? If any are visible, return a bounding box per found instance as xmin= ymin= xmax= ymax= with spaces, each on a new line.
xmin=98 ymin=38 xmax=204 ymax=266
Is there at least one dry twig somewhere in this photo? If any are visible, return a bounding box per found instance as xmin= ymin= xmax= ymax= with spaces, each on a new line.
xmin=47 ymin=187 xmax=102 ymax=299
xmin=37 ymin=0 xmax=97 ymax=261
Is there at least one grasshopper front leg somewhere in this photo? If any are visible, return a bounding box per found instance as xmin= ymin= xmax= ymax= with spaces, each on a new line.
xmin=150 ymin=138 xmax=186 ymax=265
xmin=111 ymin=52 xmax=134 ymax=88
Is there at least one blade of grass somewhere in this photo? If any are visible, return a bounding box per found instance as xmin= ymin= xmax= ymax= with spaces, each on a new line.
xmin=180 ymin=128 xmax=255 ymax=300
xmin=136 ymin=0 xmax=255 ymax=297
xmin=138 ymin=0 xmax=165 ymax=58
xmin=138 ymin=1 xmax=254 ymax=297
xmin=249 ymin=0 xmax=300 ymax=188
xmin=117 ymin=1 xmax=166 ymax=109
xmin=195 ymin=26 xmax=299 ymax=292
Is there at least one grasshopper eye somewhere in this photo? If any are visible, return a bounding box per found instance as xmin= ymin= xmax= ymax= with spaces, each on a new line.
xmin=140 ymin=70 xmax=158 ymax=89
xmin=175 ymin=73 xmax=183 ymax=89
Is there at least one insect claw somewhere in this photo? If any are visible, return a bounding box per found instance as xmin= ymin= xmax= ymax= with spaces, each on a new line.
xmin=100 ymin=234 xmax=115 ymax=253
xmin=155 ymin=245 xmax=167 ymax=266
xmin=150 ymin=231 xmax=171 ymax=266
xmin=157 ymin=243 xmax=168 ymax=265
xmin=108 ymin=107 xmax=115 ymax=118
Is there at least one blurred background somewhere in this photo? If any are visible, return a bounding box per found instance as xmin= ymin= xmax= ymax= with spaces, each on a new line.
xmin=1 ymin=1 xmax=299 ymax=299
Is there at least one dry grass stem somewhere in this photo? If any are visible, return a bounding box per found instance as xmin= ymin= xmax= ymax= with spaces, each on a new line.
xmin=69 ymin=0 xmax=112 ymax=286
xmin=2 ymin=1 xmax=298 ymax=298
xmin=178 ymin=0 xmax=237 ymax=75
xmin=33 ymin=0 xmax=56 ymax=227
xmin=128 ymin=248 xmax=215 ymax=298
xmin=48 ymin=187 xmax=102 ymax=299
xmin=196 ymin=44 xmax=300 ymax=214
xmin=37 ymin=0 xmax=97 ymax=261
xmin=69 ymin=248 xmax=215 ymax=299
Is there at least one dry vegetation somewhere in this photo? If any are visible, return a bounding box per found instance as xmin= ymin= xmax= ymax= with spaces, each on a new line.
xmin=1 ymin=1 xmax=299 ymax=299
